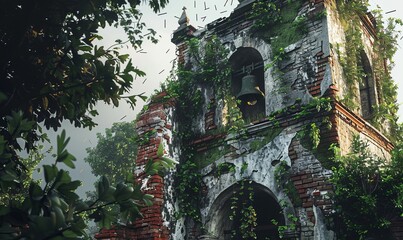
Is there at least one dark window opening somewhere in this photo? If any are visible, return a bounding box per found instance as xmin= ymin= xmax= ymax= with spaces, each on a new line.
xmin=359 ymin=51 xmax=376 ymax=120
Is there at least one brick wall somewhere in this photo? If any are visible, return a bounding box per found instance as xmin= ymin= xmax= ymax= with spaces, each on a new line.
xmin=96 ymin=93 xmax=174 ymax=240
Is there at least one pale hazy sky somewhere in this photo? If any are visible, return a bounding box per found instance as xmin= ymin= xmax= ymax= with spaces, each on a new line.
xmin=37 ymin=0 xmax=403 ymax=196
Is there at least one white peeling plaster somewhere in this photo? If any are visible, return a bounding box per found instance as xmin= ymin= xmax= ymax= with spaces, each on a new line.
xmin=201 ymin=129 xmax=297 ymax=236
xmin=313 ymin=205 xmax=335 ymax=240
xmin=134 ymin=165 xmax=145 ymax=176
xmin=320 ymin=65 xmax=332 ymax=96
xmin=140 ymin=175 xmax=151 ymax=191
xmin=161 ymin=106 xmax=181 ymax=232
xmin=172 ymin=216 xmax=186 ymax=240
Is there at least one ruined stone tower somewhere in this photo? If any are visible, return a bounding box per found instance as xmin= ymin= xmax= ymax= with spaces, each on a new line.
xmin=97 ymin=0 xmax=401 ymax=239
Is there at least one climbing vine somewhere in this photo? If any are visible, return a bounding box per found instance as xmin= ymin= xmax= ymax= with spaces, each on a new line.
xmin=274 ymin=161 xmax=302 ymax=208
xmin=335 ymin=0 xmax=402 ymax=141
xmin=230 ymin=180 xmax=258 ymax=239
xmin=249 ymin=0 xmax=307 ymax=57
xmin=157 ymin=1 xmax=403 ymax=239
xmin=164 ymin=36 xmax=232 ymax=222
xmin=273 ymin=161 xmax=300 ymax=237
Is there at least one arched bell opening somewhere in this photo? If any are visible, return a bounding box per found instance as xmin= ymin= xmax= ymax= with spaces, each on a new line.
xmin=229 ymin=47 xmax=266 ymax=122
xmin=206 ymin=182 xmax=286 ymax=240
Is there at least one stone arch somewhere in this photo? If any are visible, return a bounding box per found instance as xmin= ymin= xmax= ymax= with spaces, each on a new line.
xmin=229 ymin=47 xmax=265 ymax=121
xmin=204 ymin=181 xmax=291 ymax=240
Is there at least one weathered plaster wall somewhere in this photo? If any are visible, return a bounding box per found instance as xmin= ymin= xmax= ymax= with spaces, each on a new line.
xmin=201 ymin=129 xmax=296 ymax=238
xmin=126 ymin=1 xmax=393 ymax=239
xmin=168 ymin=0 xmax=338 ymax=239
xmin=96 ymin=1 xmax=396 ymax=240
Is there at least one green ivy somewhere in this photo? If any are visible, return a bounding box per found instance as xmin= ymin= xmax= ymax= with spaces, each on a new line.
xmin=216 ymin=162 xmax=236 ymax=177
xmin=331 ymin=136 xmax=403 ymax=239
xmin=249 ymin=0 xmax=306 ymax=57
xmin=274 ymin=161 xmax=302 ymax=208
xmin=335 ymin=0 xmax=402 ymax=141
xmin=164 ymin=36 xmax=233 ymax=222
xmin=230 ymin=180 xmax=258 ymax=239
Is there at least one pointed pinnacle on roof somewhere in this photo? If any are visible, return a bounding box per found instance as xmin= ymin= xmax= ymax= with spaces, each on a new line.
xmin=178 ymin=6 xmax=190 ymax=27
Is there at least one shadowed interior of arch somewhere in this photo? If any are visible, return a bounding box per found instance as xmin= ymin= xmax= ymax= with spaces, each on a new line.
xmin=207 ymin=182 xmax=285 ymax=240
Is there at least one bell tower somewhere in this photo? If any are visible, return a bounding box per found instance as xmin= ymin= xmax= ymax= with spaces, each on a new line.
xmin=98 ymin=0 xmax=401 ymax=239
xmin=163 ymin=0 xmax=396 ymax=239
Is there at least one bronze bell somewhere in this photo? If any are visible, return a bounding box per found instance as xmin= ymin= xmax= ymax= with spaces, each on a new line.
xmin=236 ymin=74 xmax=264 ymax=106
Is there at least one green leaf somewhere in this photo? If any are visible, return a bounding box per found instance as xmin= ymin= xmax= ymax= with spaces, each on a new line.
xmin=53 ymin=206 xmax=66 ymax=228
xmin=157 ymin=141 xmax=164 ymax=157
xmin=97 ymin=180 xmax=106 ymax=199
xmin=111 ymin=97 xmax=119 ymax=107
xmin=98 ymin=209 xmax=114 ymax=229
xmin=0 ymin=169 xmax=18 ymax=182
xmin=78 ymin=45 xmax=92 ymax=52
xmin=114 ymin=182 xmax=134 ymax=201
xmin=55 ymin=131 xmax=76 ymax=168
xmin=143 ymin=194 xmax=154 ymax=206
xmin=57 ymin=130 xmax=69 ymax=155
xmin=97 ymin=177 xmax=116 ymax=202
xmin=62 ymin=230 xmax=78 ymax=238
xmin=62 ymin=154 xmax=76 ymax=169
xmin=29 ymin=182 xmax=43 ymax=201
xmin=118 ymin=54 xmax=130 ymax=63
xmin=29 ymin=216 xmax=53 ymax=236
xmin=57 ymin=180 xmax=81 ymax=192
xmin=53 ymin=170 xmax=72 ymax=190
xmin=70 ymin=218 xmax=87 ymax=237
xmin=43 ymin=165 xmax=58 ymax=183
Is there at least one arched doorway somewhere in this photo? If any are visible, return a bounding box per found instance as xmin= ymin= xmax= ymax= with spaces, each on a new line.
xmin=206 ymin=182 xmax=286 ymax=240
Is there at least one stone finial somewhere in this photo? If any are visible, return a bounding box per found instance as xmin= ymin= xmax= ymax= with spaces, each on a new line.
xmin=178 ymin=6 xmax=190 ymax=27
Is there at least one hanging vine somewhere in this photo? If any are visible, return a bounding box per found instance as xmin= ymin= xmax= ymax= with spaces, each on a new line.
xmin=249 ymin=0 xmax=306 ymax=57
xmin=229 ymin=180 xmax=258 ymax=239
xmin=164 ymin=35 xmax=233 ymax=222
xmin=335 ymin=0 xmax=402 ymax=141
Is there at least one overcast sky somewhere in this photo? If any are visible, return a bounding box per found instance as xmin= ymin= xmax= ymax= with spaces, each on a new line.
xmin=35 ymin=0 xmax=403 ymax=196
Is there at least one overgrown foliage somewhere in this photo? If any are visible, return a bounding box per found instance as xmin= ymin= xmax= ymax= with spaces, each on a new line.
xmin=0 ymin=0 xmax=172 ymax=238
xmin=163 ymin=36 xmax=232 ymax=222
xmin=0 ymin=144 xmax=44 ymax=205
xmin=335 ymin=0 xmax=402 ymax=140
xmin=230 ymin=180 xmax=258 ymax=239
xmin=331 ymin=137 xmax=403 ymax=239
xmin=249 ymin=0 xmax=306 ymax=57
xmin=85 ymin=121 xmax=138 ymax=186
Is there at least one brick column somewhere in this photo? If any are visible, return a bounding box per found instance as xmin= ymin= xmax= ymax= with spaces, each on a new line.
xmin=96 ymin=92 xmax=174 ymax=240
xmin=132 ymin=93 xmax=173 ymax=239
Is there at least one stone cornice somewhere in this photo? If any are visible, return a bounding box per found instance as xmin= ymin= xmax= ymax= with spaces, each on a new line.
xmin=334 ymin=101 xmax=394 ymax=152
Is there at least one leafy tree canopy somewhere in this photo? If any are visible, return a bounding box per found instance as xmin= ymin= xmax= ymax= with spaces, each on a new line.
xmin=85 ymin=121 xmax=138 ymax=186
xmin=331 ymin=137 xmax=403 ymax=239
xmin=0 ymin=0 xmax=174 ymax=239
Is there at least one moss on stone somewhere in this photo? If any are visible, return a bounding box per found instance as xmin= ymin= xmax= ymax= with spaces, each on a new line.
xmin=249 ymin=127 xmax=283 ymax=152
